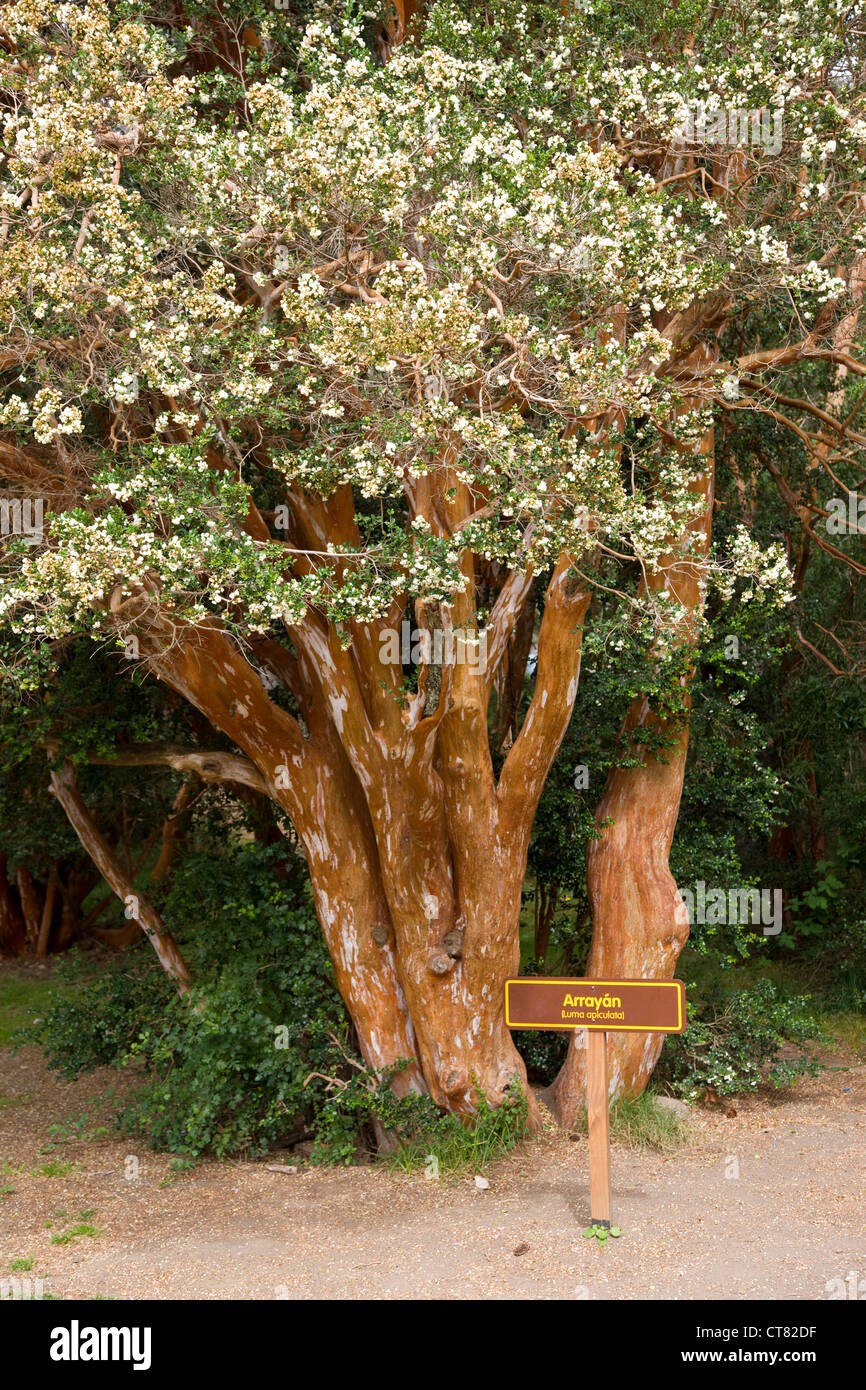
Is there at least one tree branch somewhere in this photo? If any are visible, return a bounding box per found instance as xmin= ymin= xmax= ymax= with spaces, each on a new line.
xmin=48 ymin=740 xmax=268 ymax=792
xmin=47 ymin=759 xmax=192 ymax=993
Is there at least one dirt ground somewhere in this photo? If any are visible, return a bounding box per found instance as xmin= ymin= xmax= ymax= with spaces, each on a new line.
xmin=2 ymin=1036 xmax=864 ymax=1302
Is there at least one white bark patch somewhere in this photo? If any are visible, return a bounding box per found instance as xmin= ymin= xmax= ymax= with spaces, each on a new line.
xmin=330 ymin=691 xmax=348 ymax=733
xmin=305 ymin=830 xmax=333 ymax=861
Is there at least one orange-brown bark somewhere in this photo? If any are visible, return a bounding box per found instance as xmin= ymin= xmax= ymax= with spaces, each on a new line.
xmin=126 ymin=618 xmax=425 ymax=1097
xmin=36 ymin=868 xmax=58 ymax=958
xmin=549 ymin=356 xmax=716 ymax=1124
xmin=99 ymin=448 xmax=594 ymax=1129
xmin=271 ymin=455 xmax=591 ymax=1124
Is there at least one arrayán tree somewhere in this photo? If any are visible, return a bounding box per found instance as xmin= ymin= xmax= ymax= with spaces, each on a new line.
xmin=1 ymin=0 xmax=864 ymax=1127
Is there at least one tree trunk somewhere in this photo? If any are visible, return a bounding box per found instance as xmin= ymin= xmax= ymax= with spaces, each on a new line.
xmin=16 ymin=866 xmax=41 ymax=950
xmin=151 ymin=774 xmax=200 ymax=885
xmin=0 ymin=854 xmax=26 ymax=957
xmin=36 ymin=869 xmax=58 ymax=958
xmin=492 ymin=577 xmax=536 ymax=751
xmin=121 ymin=504 xmax=590 ymax=1126
xmin=549 ymin=362 xmax=716 ymax=1125
xmin=139 ymin=620 xmax=425 ymax=1095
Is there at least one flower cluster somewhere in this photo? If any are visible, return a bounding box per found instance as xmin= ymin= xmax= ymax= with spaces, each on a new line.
xmin=1 ymin=0 xmax=860 ymax=648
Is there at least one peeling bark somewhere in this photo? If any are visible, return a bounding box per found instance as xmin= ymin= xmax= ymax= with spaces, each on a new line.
xmin=108 ymin=484 xmax=593 ymax=1128
xmin=134 ymin=621 xmax=425 ymax=1096
xmin=549 ymin=358 xmax=716 ymax=1125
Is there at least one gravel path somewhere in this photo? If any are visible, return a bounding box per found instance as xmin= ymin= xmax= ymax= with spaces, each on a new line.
xmin=1 ymin=1044 xmax=863 ymax=1300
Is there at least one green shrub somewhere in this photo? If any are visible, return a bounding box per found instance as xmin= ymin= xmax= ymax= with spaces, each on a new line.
xmin=308 ymin=1059 xmax=444 ymax=1166
xmin=512 ymin=1027 xmax=568 ymax=1087
xmin=26 ymin=837 xmax=529 ymax=1164
xmin=660 ymin=979 xmax=823 ymax=1100
xmin=28 ymin=840 xmax=352 ymax=1157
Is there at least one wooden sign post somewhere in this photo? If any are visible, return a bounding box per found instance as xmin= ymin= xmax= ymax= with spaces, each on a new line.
xmin=585 ymin=1028 xmax=611 ymax=1226
xmin=504 ymin=978 xmax=686 ymax=1227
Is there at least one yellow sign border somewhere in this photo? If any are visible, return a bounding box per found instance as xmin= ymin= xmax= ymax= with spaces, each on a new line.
xmin=504 ymin=978 xmax=685 ymax=1033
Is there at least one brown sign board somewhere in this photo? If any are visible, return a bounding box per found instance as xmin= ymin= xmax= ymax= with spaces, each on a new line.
xmin=504 ymin=978 xmax=686 ymax=1034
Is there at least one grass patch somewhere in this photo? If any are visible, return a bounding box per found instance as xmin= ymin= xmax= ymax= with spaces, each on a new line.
xmin=0 ymin=970 xmax=74 ymax=1048
xmin=8 ymin=1257 xmax=33 ymax=1272
xmin=46 ymin=1100 xmax=116 ymax=1145
xmin=611 ymin=1094 xmax=690 ymax=1151
xmin=0 ymin=1091 xmax=36 ymax=1109
xmin=572 ymin=1092 xmax=690 ymax=1152
xmin=46 ymin=1208 xmax=100 ymax=1245
xmin=49 ymin=1224 xmax=100 ymax=1246
xmin=817 ymin=1011 xmax=866 ymax=1058
xmin=31 ymin=1160 xmax=76 ymax=1178
xmin=385 ymin=1083 xmax=530 ymax=1179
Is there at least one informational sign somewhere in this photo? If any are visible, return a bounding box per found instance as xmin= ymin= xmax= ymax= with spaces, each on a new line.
xmin=505 ymin=977 xmax=687 ymax=1229
xmin=504 ymin=977 xmax=685 ymax=1033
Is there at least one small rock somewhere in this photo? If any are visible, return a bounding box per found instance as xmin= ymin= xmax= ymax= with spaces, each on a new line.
xmin=266 ymin=1164 xmax=299 ymax=1175
xmin=513 ymin=1242 xmax=530 ymax=1257
xmin=474 ymin=1175 xmax=490 ymax=1190
xmin=654 ymin=1096 xmax=691 ymax=1121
